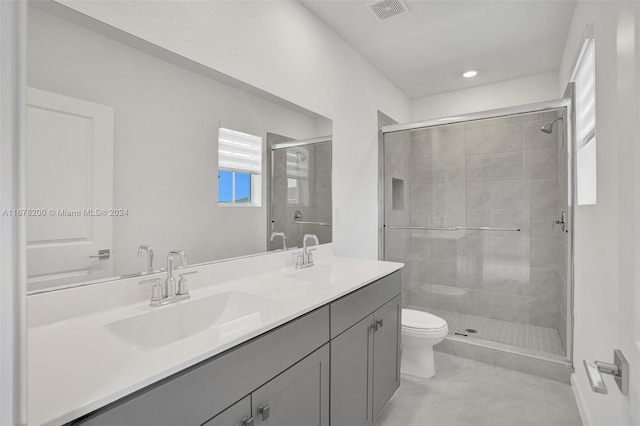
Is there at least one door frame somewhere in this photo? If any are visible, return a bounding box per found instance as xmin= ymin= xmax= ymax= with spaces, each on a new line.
xmin=0 ymin=0 xmax=28 ymax=424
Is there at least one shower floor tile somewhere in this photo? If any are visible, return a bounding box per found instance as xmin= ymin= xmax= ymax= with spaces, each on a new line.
xmin=408 ymin=306 xmax=565 ymax=357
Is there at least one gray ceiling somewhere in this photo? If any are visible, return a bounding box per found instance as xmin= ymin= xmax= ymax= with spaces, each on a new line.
xmin=301 ymin=0 xmax=576 ymax=99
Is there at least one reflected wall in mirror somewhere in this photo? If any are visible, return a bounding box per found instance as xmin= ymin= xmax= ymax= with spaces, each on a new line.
xmin=26 ymin=3 xmax=332 ymax=292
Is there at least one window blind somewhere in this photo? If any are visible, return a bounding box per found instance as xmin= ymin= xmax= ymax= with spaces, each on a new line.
xmin=218 ymin=127 xmax=262 ymax=174
xmin=574 ymin=40 xmax=596 ymax=146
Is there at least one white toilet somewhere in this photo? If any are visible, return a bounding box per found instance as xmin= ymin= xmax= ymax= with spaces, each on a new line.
xmin=401 ymin=309 xmax=448 ymax=378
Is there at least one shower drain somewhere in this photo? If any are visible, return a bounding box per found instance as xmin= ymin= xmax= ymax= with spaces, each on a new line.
xmin=465 ymin=328 xmax=478 ymax=334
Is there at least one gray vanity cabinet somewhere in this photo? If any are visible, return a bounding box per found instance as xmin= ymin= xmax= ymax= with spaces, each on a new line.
xmin=69 ymin=270 xmax=401 ymax=426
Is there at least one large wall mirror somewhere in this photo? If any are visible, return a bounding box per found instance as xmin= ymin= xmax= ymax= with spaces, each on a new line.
xmin=26 ymin=2 xmax=332 ymax=293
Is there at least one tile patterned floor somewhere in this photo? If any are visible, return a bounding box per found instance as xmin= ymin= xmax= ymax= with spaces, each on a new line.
xmin=376 ymin=352 xmax=582 ymax=426
xmin=411 ymin=306 xmax=565 ymax=357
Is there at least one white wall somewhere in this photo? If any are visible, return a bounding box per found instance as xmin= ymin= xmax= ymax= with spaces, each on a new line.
xmin=28 ymin=8 xmax=326 ymax=278
xmin=558 ymin=2 xmax=640 ymax=425
xmin=57 ymin=0 xmax=411 ymax=260
xmin=410 ymin=72 xmax=559 ymax=121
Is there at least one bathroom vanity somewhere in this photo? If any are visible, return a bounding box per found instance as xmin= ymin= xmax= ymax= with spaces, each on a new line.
xmin=28 ymin=249 xmax=402 ymax=425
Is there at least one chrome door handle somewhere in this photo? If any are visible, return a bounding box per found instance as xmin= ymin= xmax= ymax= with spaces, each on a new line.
xmin=241 ymin=416 xmax=254 ymax=426
xmin=89 ymin=249 xmax=110 ymax=259
xmin=584 ymin=349 xmax=629 ymax=395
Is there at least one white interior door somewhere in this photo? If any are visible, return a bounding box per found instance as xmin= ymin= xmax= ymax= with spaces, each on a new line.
xmin=26 ymin=87 xmax=114 ymax=291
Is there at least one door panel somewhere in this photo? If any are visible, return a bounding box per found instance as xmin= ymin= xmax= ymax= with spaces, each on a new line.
xmin=330 ymin=314 xmax=374 ymax=426
xmin=252 ymin=344 xmax=329 ymax=426
xmin=373 ymin=296 xmax=401 ymax=420
xmin=26 ymin=87 xmax=114 ymax=290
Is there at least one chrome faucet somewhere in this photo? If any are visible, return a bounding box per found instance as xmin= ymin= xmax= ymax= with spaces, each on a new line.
xmin=296 ymin=234 xmax=319 ymax=269
xmin=137 ymin=244 xmax=154 ymax=274
xmin=166 ymin=250 xmax=188 ymax=298
xmin=270 ymin=231 xmax=287 ymax=251
xmin=148 ymin=250 xmax=192 ymax=307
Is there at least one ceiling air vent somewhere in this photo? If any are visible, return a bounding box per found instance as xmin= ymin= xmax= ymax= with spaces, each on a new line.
xmin=366 ymin=0 xmax=410 ymax=22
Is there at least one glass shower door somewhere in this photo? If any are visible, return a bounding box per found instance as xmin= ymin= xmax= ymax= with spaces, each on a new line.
xmin=383 ymin=109 xmax=569 ymax=361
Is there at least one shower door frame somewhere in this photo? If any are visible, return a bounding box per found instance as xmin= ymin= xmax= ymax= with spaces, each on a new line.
xmin=378 ymin=93 xmax=576 ymax=366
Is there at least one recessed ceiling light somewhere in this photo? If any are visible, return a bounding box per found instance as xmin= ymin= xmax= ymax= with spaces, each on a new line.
xmin=463 ymin=70 xmax=478 ymax=78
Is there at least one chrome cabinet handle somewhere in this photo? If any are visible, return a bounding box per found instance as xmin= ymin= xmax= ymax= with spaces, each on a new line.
xmin=372 ymin=319 xmax=384 ymax=332
xmin=257 ymin=404 xmax=270 ymax=421
xmin=89 ymin=249 xmax=110 ymax=259
xmin=241 ymin=416 xmax=254 ymax=426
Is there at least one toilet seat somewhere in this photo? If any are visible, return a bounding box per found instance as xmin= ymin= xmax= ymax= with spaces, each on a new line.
xmin=402 ymin=309 xmax=447 ymax=332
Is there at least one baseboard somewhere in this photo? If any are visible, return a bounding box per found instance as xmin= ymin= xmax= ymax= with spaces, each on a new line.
xmin=571 ymin=373 xmax=591 ymax=426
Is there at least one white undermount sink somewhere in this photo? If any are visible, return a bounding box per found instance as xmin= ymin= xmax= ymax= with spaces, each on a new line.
xmin=104 ymin=291 xmax=279 ymax=351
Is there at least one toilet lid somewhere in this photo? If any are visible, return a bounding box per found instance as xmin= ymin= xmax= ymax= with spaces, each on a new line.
xmin=402 ymin=309 xmax=447 ymax=331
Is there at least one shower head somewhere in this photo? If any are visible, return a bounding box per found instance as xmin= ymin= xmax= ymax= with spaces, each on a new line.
xmin=540 ymin=117 xmax=564 ymax=134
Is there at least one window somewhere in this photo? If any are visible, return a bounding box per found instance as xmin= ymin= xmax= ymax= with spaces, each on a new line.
xmin=573 ymin=37 xmax=597 ymax=205
xmin=217 ymin=127 xmax=262 ymax=206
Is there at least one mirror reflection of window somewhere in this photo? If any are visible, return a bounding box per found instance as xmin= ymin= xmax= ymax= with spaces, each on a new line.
xmin=286 ymin=147 xmax=309 ymax=206
xmin=217 ymin=127 xmax=262 ymax=206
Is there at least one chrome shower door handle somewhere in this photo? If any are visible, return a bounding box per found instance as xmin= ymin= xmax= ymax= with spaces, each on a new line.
xmin=552 ymin=211 xmax=567 ymax=232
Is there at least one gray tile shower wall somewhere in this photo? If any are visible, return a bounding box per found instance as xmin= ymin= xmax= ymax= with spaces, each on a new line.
xmin=385 ymin=111 xmax=566 ymax=346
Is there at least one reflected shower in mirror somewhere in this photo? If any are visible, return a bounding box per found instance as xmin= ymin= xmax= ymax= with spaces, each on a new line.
xmin=26 ymin=3 xmax=332 ymax=292
xmin=267 ymin=135 xmax=332 ymax=251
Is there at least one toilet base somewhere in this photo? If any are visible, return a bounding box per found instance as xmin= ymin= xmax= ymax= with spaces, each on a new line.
xmin=401 ymin=343 xmax=436 ymax=378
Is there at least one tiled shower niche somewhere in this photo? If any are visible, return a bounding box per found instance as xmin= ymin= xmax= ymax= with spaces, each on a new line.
xmin=384 ymin=110 xmax=569 ymax=359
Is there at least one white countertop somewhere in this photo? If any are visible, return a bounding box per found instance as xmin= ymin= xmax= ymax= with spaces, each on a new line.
xmin=28 ymin=254 xmax=402 ymax=425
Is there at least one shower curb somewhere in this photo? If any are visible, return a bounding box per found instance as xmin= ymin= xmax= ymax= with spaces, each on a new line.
xmin=435 ymin=335 xmax=574 ymax=383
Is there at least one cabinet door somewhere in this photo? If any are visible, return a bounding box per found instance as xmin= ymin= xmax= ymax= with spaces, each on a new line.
xmin=202 ymin=396 xmax=251 ymax=426
xmin=252 ymin=343 xmax=329 ymax=426
xmin=330 ymin=314 xmax=374 ymax=426
xmin=372 ymin=295 xmax=401 ymax=421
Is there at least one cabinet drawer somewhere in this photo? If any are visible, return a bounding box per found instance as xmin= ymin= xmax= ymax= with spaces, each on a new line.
xmin=330 ymin=270 xmax=401 ymax=338
xmin=74 ymin=306 xmax=330 ymax=426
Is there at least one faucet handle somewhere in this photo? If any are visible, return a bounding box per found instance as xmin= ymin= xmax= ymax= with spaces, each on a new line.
xmin=307 ymin=248 xmax=317 ymax=264
xmin=140 ymin=278 xmax=163 ymax=302
xmin=294 ymin=251 xmax=304 ymax=268
xmin=177 ymin=271 xmax=198 ymax=296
